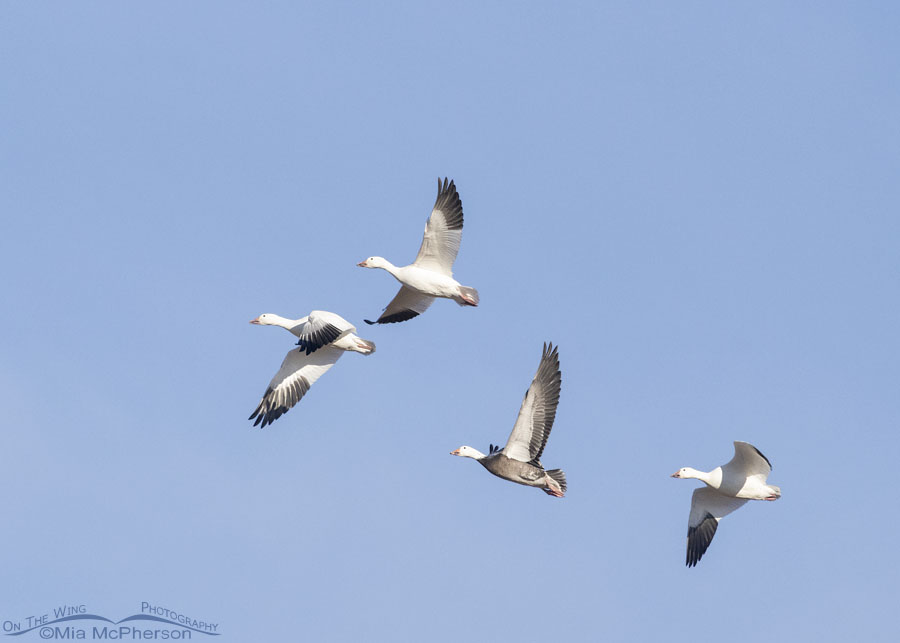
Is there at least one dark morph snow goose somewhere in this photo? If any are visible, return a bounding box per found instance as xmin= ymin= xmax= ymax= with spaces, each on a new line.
xmin=358 ymin=178 xmax=479 ymax=324
xmin=248 ymin=311 xmax=375 ymax=427
xmin=672 ymin=441 xmax=782 ymax=567
xmin=451 ymin=343 xmax=566 ymax=497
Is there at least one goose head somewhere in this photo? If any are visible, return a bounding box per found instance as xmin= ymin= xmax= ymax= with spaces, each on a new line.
xmin=250 ymin=313 xmax=293 ymax=329
xmin=451 ymin=445 xmax=485 ymax=460
xmin=357 ymin=256 xmax=387 ymax=269
xmin=671 ymin=467 xmax=702 ymax=479
xmin=250 ymin=313 xmax=277 ymax=326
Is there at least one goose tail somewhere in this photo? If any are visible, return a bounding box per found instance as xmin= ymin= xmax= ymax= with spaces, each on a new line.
xmin=543 ymin=469 xmax=567 ymax=497
xmin=457 ymin=286 xmax=479 ymax=306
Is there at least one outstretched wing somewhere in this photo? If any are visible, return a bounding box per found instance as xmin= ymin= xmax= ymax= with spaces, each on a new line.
xmin=364 ymin=286 xmax=435 ymax=325
xmin=685 ymin=487 xmax=748 ymax=567
xmin=248 ymin=346 xmax=343 ymax=427
xmin=295 ymin=310 xmax=355 ymax=355
xmin=502 ymin=343 xmax=562 ymax=463
xmin=412 ymin=177 xmax=464 ymax=276
xmin=723 ymin=441 xmax=773 ymax=482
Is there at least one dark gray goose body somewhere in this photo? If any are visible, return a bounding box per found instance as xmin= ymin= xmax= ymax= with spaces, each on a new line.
xmin=479 ymin=454 xmax=567 ymax=494
xmin=451 ymin=343 xmax=566 ymax=497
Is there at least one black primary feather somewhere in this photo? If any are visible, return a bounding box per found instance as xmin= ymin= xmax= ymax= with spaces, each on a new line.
xmin=295 ymin=323 xmax=342 ymax=355
xmin=751 ymin=444 xmax=773 ymax=470
xmin=686 ymin=512 xmax=718 ymax=567
xmin=366 ymin=309 xmax=420 ymax=325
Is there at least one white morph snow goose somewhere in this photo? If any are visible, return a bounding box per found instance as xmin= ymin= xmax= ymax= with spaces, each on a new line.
xmin=672 ymin=441 xmax=781 ymax=567
xmin=248 ymin=311 xmax=375 ymax=427
xmin=451 ymin=343 xmax=566 ymax=497
xmin=358 ymin=177 xmax=479 ymax=324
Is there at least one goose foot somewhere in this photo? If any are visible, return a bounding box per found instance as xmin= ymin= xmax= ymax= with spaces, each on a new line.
xmin=765 ymin=496 xmax=778 ymax=501
xmin=543 ymin=487 xmax=564 ymax=498
xmin=460 ymin=294 xmax=477 ymax=306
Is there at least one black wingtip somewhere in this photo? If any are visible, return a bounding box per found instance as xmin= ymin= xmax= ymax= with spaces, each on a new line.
xmin=685 ymin=512 xmax=717 ymax=567
xmin=377 ymin=310 xmax=421 ymax=324
xmin=437 ymin=176 xmax=457 ymax=196
xmin=751 ymin=444 xmax=773 ymax=470
xmin=364 ymin=319 xmax=376 ymax=325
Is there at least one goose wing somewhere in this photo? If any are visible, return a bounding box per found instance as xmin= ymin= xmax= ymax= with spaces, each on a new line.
xmin=364 ymin=286 xmax=434 ymax=325
xmin=248 ymin=346 xmax=343 ymax=427
xmin=685 ymin=487 xmax=748 ymax=567
xmin=295 ymin=310 xmax=355 ymax=355
xmin=501 ymin=343 xmax=562 ymax=463
xmin=723 ymin=441 xmax=773 ymax=481
xmin=412 ymin=177 xmax=464 ymax=276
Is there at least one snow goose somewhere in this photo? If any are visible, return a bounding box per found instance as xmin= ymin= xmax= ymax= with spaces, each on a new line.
xmin=248 ymin=311 xmax=375 ymax=427
xmin=358 ymin=177 xmax=479 ymax=324
xmin=672 ymin=441 xmax=781 ymax=567
xmin=451 ymin=343 xmax=566 ymax=497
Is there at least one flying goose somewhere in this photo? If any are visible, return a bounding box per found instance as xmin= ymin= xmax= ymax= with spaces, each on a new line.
xmin=451 ymin=343 xmax=566 ymax=497
xmin=248 ymin=311 xmax=375 ymax=427
xmin=672 ymin=441 xmax=781 ymax=567
xmin=358 ymin=177 xmax=479 ymax=324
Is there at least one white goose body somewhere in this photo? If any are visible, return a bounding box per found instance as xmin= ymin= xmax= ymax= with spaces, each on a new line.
xmin=248 ymin=311 xmax=375 ymax=427
xmin=250 ymin=312 xmax=374 ymax=354
xmin=359 ymin=178 xmax=479 ymax=324
xmin=372 ymin=262 xmax=466 ymax=300
xmin=677 ymin=465 xmax=777 ymax=500
xmin=672 ymin=441 xmax=781 ymax=567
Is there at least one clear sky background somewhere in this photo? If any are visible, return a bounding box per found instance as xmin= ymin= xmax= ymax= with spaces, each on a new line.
xmin=2 ymin=2 xmax=899 ymax=641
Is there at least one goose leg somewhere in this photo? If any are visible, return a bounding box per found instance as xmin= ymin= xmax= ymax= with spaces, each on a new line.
xmin=542 ymin=479 xmax=564 ymax=497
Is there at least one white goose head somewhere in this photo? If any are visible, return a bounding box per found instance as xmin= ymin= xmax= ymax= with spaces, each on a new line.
xmin=250 ymin=313 xmax=277 ymax=326
xmin=357 ymin=256 xmax=388 ymax=269
xmin=249 ymin=313 xmax=294 ymax=329
xmin=671 ymin=466 xmax=703 ymax=479
xmin=450 ymin=446 xmax=485 ymax=460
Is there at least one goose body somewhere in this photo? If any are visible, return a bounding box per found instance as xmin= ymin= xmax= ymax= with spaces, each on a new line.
xmin=359 ymin=178 xmax=479 ymax=324
xmin=481 ymin=451 xmax=564 ymax=490
xmin=451 ymin=343 xmax=566 ymax=497
xmin=248 ymin=311 xmax=374 ymax=427
xmin=672 ymin=441 xmax=781 ymax=567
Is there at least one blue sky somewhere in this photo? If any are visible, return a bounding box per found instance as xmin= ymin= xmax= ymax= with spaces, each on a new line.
xmin=2 ymin=2 xmax=899 ymax=641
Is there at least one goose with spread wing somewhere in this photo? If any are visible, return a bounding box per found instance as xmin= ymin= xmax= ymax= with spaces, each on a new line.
xmin=358 ymin=177 xmax=479 ymax=324
xmin=672 ymin=441 xmax=781 ymax=567
xmin=248 ymin=311 xmax=375 ymax=427
xmin=451 ymin=343 xmax=566 ymax=497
